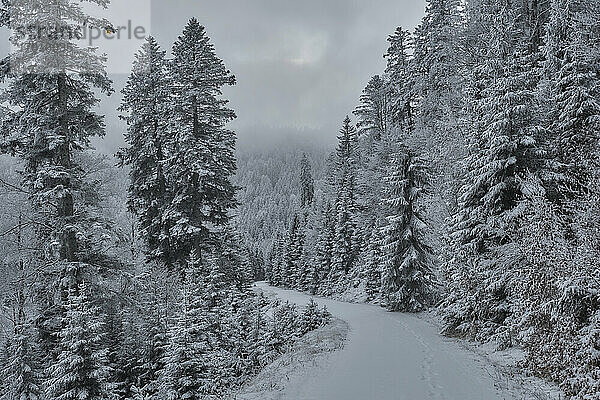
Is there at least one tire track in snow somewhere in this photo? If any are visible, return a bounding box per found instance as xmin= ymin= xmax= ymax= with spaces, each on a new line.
xmin=392 ymin=317 xmax=445 ymax=400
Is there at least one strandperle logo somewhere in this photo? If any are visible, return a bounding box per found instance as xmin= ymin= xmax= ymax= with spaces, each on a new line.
xmin=12 ymin=20 xmax=147 ymax=46
xmin=7 ymin=0 xmax=151 ymax=74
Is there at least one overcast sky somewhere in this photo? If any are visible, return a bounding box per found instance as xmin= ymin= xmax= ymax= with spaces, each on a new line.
xmin=3 ymin=0 xmax=425 ymax=153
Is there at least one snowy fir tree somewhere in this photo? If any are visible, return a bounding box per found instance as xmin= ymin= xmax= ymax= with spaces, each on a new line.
xmin=119 ymin=37 xmax=173 ymax=266
xmin=0 ymin=0 xmax=113 ymax=266
xmin=409 ymin=0 xmax=467 ymax=204
xmin=0 ymin=324 xmax=43 ymax=400
xmin=0 ymin=338 xmax=8 ymax=396
xmin=268 ymin=232 xmax=285 ymax=287
xmin=313 ymin=203 xmax=336 ymax=295
xmin=298 ymin=299 xmax=321 ymax=335
xmin=163 ymin=18 xmax=237 ymax=269
xmin=330 ymin=117 xmax=359 ymax=287
xmin=162 ymin=278 xmax=211 ymax=400
xmin=445 ymin=1 xmax=542 ymax=342
xmin=542 ymin=0 xmax=600 ymax=203
xmin=354 ymin=75 xmax=392 ymax=140
xmin=223 ymin=299 xmax=256 ymax=381
xmin=363 ymin=224 xmax=383 ymax=302
xmin=45 ymin=282 xmax=110 ymax=400
xmin=0 ymin=0 xmax=116 ymax=342
xmin=264 ymin=243 xmax=275 ymax=283
xmin=134 ymin=300 xmax=168 ymax=399
xmin=300 ymin=154 xmax=315 ymax=208
xmin=272 ymin=301 xmax=300 ymax=341
xmin=380 ymin=151 xmax=435 ymax=312
xmin=282 ymin=214 xmax=304 ymax=289
xmin=385 ymin=27 xmax=414 ymax=130
xmin=0 ymin=0 xmax=119 ymax=396
xmin=411 ymin=0 xmax=463 ymax=125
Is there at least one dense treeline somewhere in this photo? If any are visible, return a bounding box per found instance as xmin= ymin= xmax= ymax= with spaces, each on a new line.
xmin=0 ymin=2 xmax=327 ymax=400
xmin=233 ymin=147 xmax=329 ymax=258
xmin=255 ymin=0 xmax=600 ymax=398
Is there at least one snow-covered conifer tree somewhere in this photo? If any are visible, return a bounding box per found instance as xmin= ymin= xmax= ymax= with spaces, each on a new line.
xmin=272 ymin=301 xmax=299 ymax=340
xmin=283 ymin=214 xmax=303 ymax=289
xmin=543 ymin=0 xmax=600 ymax=203
xmin=411 ymin=0 xmax=463 ymax=124
xmin=300 ymin=154 xmax=315 ymax=208
xmin=330 ymin=117 xmax=359 ymax=289
xmin=385 ymin=27 xmax=414 ymax=131
xmin=46 ymin=282 xmax=110 ymax=400
xmin=298 ymin=299 xmax=323 ymax=335
xmin=0 ymin=324 xmax=42 ymax=400
xmin=313 ymin=203 xmax=336 ymax=295
xmin=364 ymin=224 xmax=383 ymax=302
xmin=135 ymin=305 xmax=167 ymax=399
xmin=353 ymin=75 xmax=391 ymax=140
xmin=119 ymin=37 xmax=173 ymax=267
xmin=0 ymin=338 xmax=8 ymax=396
xmin=163 ymin=18 xmax=237 ymax=269
xmin=445 ymin=0 xmax=542 ymax=340
xmin=0 ymin=0 xmax=114 ymax=364
xmin=162 ymin=261 xmax=211 ymax=399
xmin=269 ymin=233 xmax=284 ymax=287
xmin=264 ymin=244 xmax=275 ymax=284
xmin=0 ymin=0 xmax=113 ymax=264
xmin=380 ymin=151 xmax=434 ymax=312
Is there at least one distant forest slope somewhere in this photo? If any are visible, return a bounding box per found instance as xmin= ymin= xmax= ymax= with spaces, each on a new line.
xmin=234 ymin=144 xmax=331 ymax=253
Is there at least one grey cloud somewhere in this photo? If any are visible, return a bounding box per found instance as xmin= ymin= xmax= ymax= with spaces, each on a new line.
xmin=146 ymin=0 xmax=424 ymax=152
xmin=5 ymin=1 xmax=426 ymax=153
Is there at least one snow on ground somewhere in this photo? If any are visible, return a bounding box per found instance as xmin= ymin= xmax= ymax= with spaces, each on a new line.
xmin=227 ymin=316 xmax=349 ymax=400
xmin=249 ymin=282 xmax=564 ymax=400
xmin=420 ymin=310 xmax=565 ymax=400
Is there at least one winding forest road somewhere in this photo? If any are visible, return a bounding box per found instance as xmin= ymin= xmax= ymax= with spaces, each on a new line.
xmin=255 ymin=282 xmax=523 ymax=400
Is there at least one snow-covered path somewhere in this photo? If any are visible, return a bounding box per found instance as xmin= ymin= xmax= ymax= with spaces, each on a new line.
xmin=256 ymin=282 xmax=519 ymax=400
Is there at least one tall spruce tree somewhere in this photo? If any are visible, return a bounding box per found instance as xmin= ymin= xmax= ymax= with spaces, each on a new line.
xmin=411 ymin=0 xmax=463 ymax=125
xmin=385 ymin=27 xmax=414 ymax=131
xmin=119 ymin=37 xmax=173 ymax=266
xmin=330 ymin=117 xmax=359 ymax=288
xmin=410 ymin=0 xmax=467 ymax=216
xmin=380 ymin=151 xmax=434 ymax=312
xmin=269 ymin=232 xmax=284 ymax=287
xmin=264 ymin=243 xmax=275 ymax=284
xmin=0 ymin=324 xmax=43 ymax=400
xmin=314 ymin=202 xmax=336 ymax=295
xmin=164 ymin=18 xmax=237 ymax=269
xmin=283 ymin=214 xmax=303 ymax=288
xmin=0 ymin=0 xmax=112 ymax=265
xmin=446 ymin=0 xmax=542 ymax=341
xmin=0 ymin=0 xmax=113 ymax=377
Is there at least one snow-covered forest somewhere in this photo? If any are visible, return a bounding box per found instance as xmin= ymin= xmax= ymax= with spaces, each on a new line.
xmin=236 ymin=1 xmax=600 ymax=399
xmin=0 ymin=2 xmax=331 ymax=399
xmin=0 ymin=0 xmax=599 ymax=399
